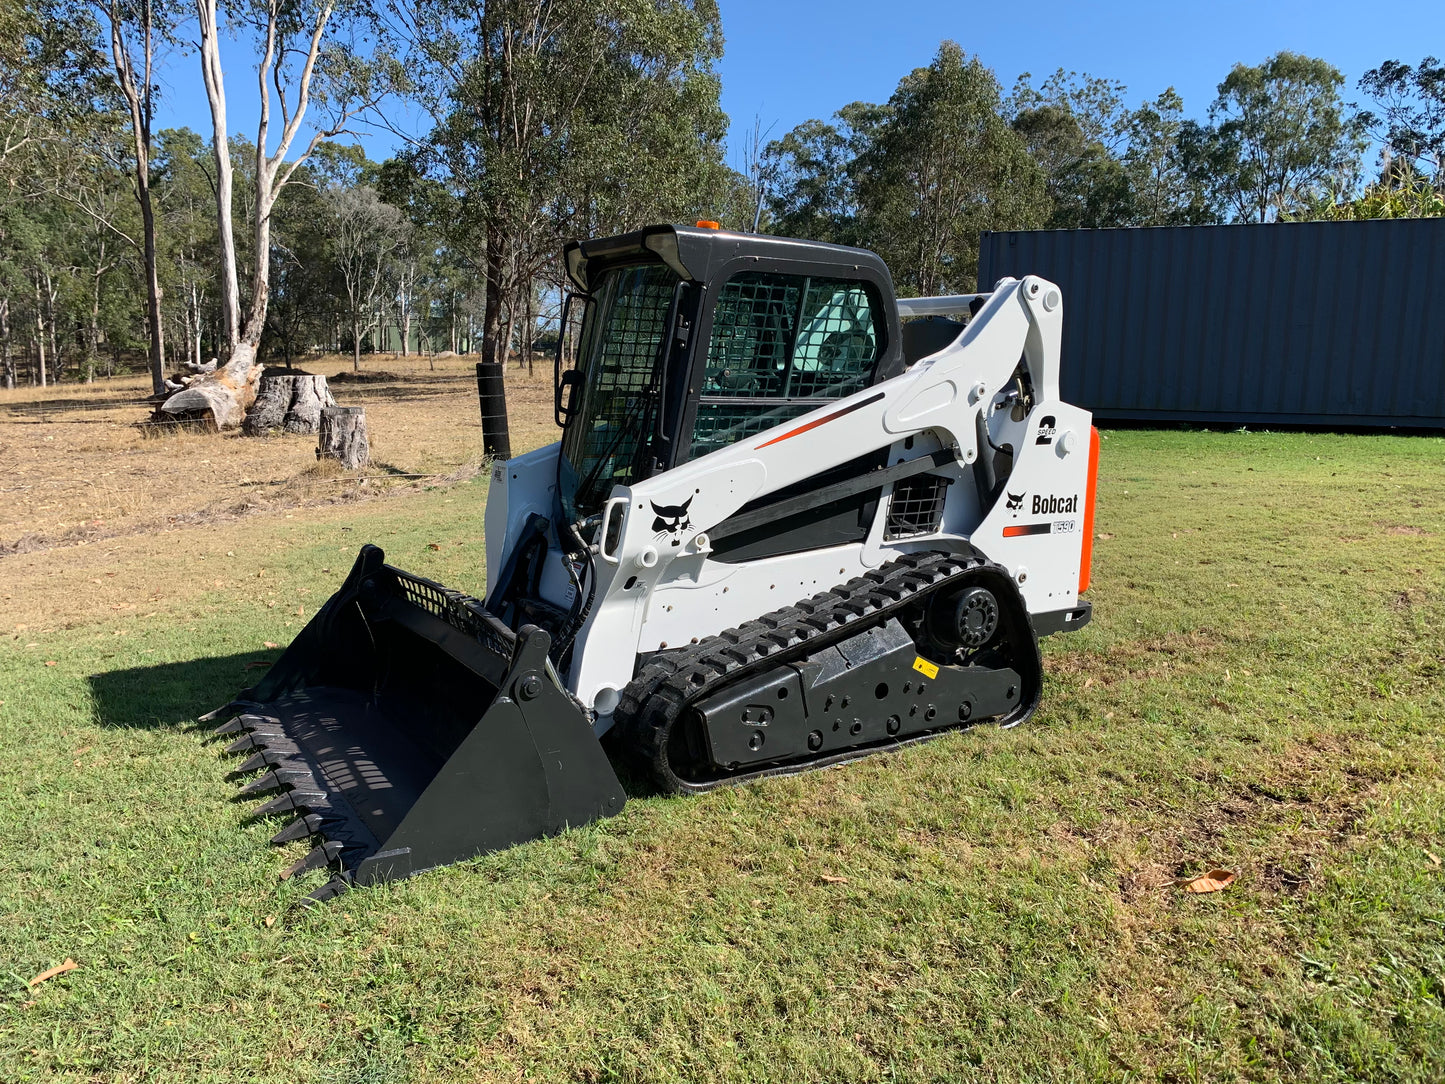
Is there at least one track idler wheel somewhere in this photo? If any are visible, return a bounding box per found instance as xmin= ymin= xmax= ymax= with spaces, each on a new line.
xmin=927 ymin=584 xmax=1000 ymax=652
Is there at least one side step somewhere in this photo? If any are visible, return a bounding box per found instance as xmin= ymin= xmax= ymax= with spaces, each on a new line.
xmin=203 ymin=545 xmax=626 ymax=901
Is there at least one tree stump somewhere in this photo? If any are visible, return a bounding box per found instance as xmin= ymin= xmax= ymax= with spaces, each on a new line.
xmin=244 ymin=373 xmax=337 ymax=435
xmin=317 ymin=406 xmax=369 ymax=469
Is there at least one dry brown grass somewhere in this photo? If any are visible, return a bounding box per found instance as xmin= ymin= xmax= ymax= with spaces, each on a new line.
xmin=0 ymin=353 xmax=559 ymax=554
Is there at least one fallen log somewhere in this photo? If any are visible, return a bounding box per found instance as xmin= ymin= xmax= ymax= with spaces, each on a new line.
xmin=153 ymin=342 xmax=260 ymax=430
xmin=317 ymin=406 xmax=369 ymax=469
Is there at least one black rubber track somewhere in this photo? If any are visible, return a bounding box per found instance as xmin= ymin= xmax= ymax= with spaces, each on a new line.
xmin=615 ymin=549 xmax=1043 ymax=795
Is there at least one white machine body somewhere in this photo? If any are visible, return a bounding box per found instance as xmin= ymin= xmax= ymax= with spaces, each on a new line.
xmin=485 ymin=274 xmax=1097 ymax=729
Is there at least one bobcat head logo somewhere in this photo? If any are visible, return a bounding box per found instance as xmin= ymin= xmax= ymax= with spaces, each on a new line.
xmin=651 ymin=496 xmax=694 ymax=534
xmin=1005 ymin=490 xmax=1026 ymax=511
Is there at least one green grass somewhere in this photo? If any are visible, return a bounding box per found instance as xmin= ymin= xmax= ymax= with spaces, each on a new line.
xmin=3 ymin=429 xmax=1445 ymax=1082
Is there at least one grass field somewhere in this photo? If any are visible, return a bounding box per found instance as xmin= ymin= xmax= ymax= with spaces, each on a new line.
xmin=2 ymin=371 xmax=1444 ymax=1082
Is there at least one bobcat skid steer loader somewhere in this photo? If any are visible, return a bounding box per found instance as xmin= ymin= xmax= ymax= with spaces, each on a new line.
xmin=203 ymin=224 xmax=1099 ymax=901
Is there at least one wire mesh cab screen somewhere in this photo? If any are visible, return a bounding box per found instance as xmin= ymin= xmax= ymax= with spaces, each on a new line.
xmin=690 ymin=272 xmax=880 ymax=458
xmin=559 ymin=263 xmax=677 ymax=519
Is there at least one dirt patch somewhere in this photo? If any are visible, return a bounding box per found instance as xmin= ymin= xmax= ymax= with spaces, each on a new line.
xmin=0 ymin=355 xmax=548 ymax=555
xmin=1392 ymin=589 xmax=1425 ymax=611
xmin=1049 ymin=629 xmax=1231 ymax=687
xmin=0 ymin=459 xmax=486 ymax=556
xmin=328 ymin=369 xmax=401 ymax=384
xmin=1110 ymin=735 xmax=1386 ymax=904
xmin=1377 ymin=522 xmax=1431 ymax=536
xmin=1114 ymin=792 xmax=1372 ymax=904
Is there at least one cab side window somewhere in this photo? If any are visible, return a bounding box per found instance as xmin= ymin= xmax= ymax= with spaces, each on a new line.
xmin=690 ymin=272 xmax=880 ymax=458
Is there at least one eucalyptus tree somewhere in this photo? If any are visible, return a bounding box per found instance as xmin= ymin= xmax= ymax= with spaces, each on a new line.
xmin=326 ymin=184 xmax=407 ymax=370
xmin=385 ymin=0 xmax=732 ymax=396
xmin=852 ymin=42 xmax=1048 ymax=295
xmin=1123 ymin=88 xmax=1207 ymax=225
xmin=153 ymin=127 xmax=218 ymax=368
xmin=1005 ymin=69 xmax=1134 ymax=229
xmin=1359 ymin=57 xmax=1445 ymax=183
xmin=0 ymin=0 xmax=106 ymax=184
xmin=1 ymin=0 xmax=113 ymax=386
xmin=6 ymin=194 xmax=73 ymax=386
xmin=0 ymin=0 xmax=34 ymax=388
xmin=168 ymin=0 xmax=395 ymax=426
xmin=0 ymin=0 xmax=41 ymax=181
xmin=92 ymin=0 xmax=174 ymax=393
xmin=263 ymin=158 xmax=333 ymax=365
xmin=66 ymin=136 xmax=140 ymax=381
xmin=1200 ymin=52 xmax=1367 ymax=222
xmin=1007 ymin=68 xmax=1131 ymax=154
xmin=375 ymin=153 xmax=454 ymax=356
xmin=763 ymin=104 xmax=884 ymax=244
xmin=1009 ymin=103 xmax=1133 ymax=228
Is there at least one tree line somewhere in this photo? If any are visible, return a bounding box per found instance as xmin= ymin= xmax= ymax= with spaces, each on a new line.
xmin=1 ymin=2 xmax=1442 ymax=404
xmin=761 ymin=44 xmax=1445 ymax=297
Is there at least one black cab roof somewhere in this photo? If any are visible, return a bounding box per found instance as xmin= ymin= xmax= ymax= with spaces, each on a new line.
xmin=563 ymin=224 xmax=896 ymax=295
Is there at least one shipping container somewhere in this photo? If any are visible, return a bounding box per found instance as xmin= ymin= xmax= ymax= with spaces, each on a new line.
xmin=977 ymin=220 xmax=1445 ymax=428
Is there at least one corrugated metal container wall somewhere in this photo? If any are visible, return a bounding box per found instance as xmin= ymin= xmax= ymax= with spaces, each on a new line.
xmin=977 ymin=220 xmax=1445 ymax=428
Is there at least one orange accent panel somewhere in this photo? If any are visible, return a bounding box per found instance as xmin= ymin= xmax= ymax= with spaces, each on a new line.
xmin=1078 ymin=426 xmax=1100 ymax=594
xmin=696 ymin=219 xmax=721 ymax=229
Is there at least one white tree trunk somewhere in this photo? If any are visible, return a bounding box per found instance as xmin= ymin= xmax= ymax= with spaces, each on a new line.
xmin=33 ymin=276 xmax=46 ymax=387
xmin=166 ymin=0 xmax=339 ymax=430
xmin=196 ymin=0 xmax=239 ymax=356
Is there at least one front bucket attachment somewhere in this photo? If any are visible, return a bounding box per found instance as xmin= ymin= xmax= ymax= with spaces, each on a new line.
xmin=204 ymin=544 xmax=626 ymax=899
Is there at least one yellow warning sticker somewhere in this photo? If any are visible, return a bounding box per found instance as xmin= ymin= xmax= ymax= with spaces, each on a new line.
xmin=912 ymin=656 xmax=939 ymax=680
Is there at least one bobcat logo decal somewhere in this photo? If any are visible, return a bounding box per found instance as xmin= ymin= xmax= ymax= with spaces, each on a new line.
xmin=1005 ymin=490 xmax=1026 ymax=511
xmin=651 ymin=496 xmax=694 ymax=534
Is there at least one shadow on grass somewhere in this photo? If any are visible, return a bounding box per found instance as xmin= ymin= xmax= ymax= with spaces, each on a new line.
xmin=88 ymin=652 xmax=665 ymax=809
xmin=87 ymin=651 xmax=278 ymax=730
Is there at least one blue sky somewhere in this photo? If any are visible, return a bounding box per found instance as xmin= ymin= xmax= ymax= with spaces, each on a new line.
xmin=154 ymin=0 xmax=1445 ymax=170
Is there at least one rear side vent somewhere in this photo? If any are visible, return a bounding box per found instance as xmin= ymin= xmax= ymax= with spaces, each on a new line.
xmin=884 ymin=474 xmax=950 ymax=540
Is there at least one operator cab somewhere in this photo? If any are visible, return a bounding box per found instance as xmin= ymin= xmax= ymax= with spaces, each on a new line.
xmin=554 ymin=224 xmax=907 ymax=534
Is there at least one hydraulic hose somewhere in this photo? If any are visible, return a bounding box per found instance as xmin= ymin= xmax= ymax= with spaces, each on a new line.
xmin=552 ymin=518 xmax=597 ymax=665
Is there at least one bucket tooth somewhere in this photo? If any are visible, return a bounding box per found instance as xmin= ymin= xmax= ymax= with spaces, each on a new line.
xmin=224 ymin=732 xmax=301 ymax=759
xmin=270 ymin=813 xmax=324 ymax=845
xmin=237 ymin=769 xmax=313 ymax=798
xmin=225 ymin=736 xmax=266 ymax=758
xmin=230 ymin=750 xmax=286 ymax=775
xmin=302 ymin=878 xmax=351 ymax=906
xmin=280 ymin=840 xmax=345 ymax=880
xmin=237 ymin=714 xmax=284 ymax=738
xmin=247 ymin=789 xmax=328 ymax=821
xmin=212 ymin=713 xmax=280 ymax=741
xmin=236 ymin=770 xmax=285 ymax=797
xmin=199 ymin=700 xmax=255 ymax=725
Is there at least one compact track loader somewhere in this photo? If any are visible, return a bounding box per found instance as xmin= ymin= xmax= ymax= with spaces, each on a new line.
xmin=204 ymin=225 xmax=1099 ymax=901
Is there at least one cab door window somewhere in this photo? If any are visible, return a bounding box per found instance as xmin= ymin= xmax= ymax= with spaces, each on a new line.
xmin=690 ymin=272 xmax=880 ymax=458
